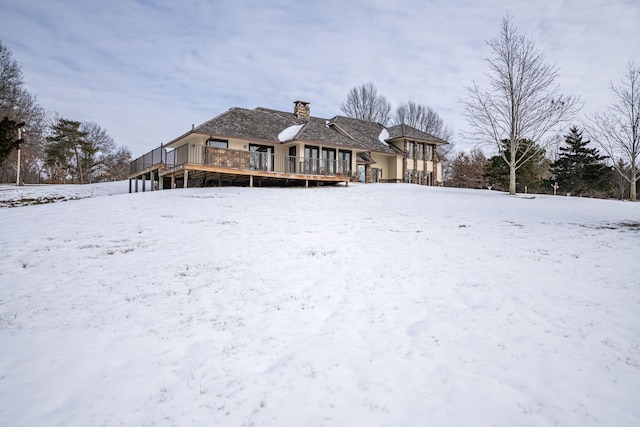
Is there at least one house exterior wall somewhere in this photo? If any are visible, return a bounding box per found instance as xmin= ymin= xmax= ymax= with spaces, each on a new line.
xmin=370 ymin=153 xmax=404 ymax=182
xmin=425 ymin=161 xmax=434 ymax=172
xmin=273 ymin=144 xmax=289 ymax=158
xmin=389 ymin=139 xmax=444 ymax=185
xmin=227 ymin=138 xmax=246 ymax=150
xmin=388 ymin=155 xmax=403 ymax=182
xmin=370 ymin=153 xmax=389 ymax=181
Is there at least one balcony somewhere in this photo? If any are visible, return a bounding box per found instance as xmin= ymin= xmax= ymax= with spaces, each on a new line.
xmin=129 ymin=144 xmax=351 ymax=190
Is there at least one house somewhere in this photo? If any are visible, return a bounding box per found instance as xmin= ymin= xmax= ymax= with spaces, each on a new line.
xmin=128 ymin=101 xmax=448 ymax=191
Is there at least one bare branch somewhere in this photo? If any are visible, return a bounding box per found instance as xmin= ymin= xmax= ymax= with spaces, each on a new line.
xmin=392 ymin=100 xmax=453 ymax=141
xmin=461 ymin=15 xmax=581 ymax=194
xmin=340 ymin=82 xmax=392 ymax=125
xmin=586 ymin=62 xmax=640 ymax=200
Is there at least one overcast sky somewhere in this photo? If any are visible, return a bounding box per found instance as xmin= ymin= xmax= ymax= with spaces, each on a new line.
xmin=2 ymin=0 xmax=639 ymax=157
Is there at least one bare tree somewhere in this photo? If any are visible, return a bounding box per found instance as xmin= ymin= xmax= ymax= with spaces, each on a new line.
xmin=588 ymin=62 xmax=639 ymax=201
xmin=0 ymin=41 xmax=47 ymax=183
xmin=461 ymin=15 xmax=580 ymax=195
xmin=393 ymin=100 xmax=453 ymax=141
xmin=340 ymin=82 xmax=392 ymax=125
xmin=100 ymin=146 xmax=132 ymax=181
xmin=80 ymin=121 xmax=117 ymax=183
xmin=449 ymin=148 xmax=488 ymax=189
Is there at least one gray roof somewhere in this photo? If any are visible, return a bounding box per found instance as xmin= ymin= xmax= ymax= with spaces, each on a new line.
xmin=180 ymin=106 xmax=447 ymax=153
xmin=194 ymin=107 xmax=292 ymax=142
xmin=387 ymin=123 xmax=448 ymax=145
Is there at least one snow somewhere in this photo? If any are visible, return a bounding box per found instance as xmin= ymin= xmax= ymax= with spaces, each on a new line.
xmin=378 ymin=128 xmax=389 ymax=146
xmin=0 ymin=182 xmax=129 ymax=208
xmin=1 ymin=182 xmax=639 ymax=426
xmin=277 ymin=124 xmax=304 ymax=142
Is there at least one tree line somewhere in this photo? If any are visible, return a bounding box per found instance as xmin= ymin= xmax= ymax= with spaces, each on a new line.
xmin=459 ymin=15 xmax=638 ymax=200
xmin=0 ymin=41 xmax=131 ymax=184
xmin=447 ymin=127 xmax=632 ymax=199
xmin=339 ymin=15 xmax=638 ymax=201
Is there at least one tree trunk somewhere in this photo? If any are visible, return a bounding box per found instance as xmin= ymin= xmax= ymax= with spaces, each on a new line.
xmin=509 ymin=164 xmax=517 ymax=195
xmin=74 ymin=147 xmax=84 ymax=184
xmin=631 ymin=166 xmax=637 ymax=202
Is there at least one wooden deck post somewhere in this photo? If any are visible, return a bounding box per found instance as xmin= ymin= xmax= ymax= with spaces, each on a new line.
xmin=249 ymin=175 xmax=253 ymax=187
xmin=183 ymin=169 xmax=188 ymax=188
xmin=135 ymin=176 xmax=138 ymax=192
xmin=171 ymin=173 xmax=175 ymax=189
xmin=142 ymin=176 xmax=146 ymax=192
xmin=159 ymin=174 xmax=164 ymax=190
xmin=129 ymin=179 xmax=132 ymax=193
xmin=305 ymin=179 xmax=308 ymax=188
xmin=150 ymin=170 xmax=155 ymax=191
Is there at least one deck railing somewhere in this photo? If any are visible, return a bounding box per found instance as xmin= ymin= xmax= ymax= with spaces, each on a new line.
xmin=129 ymin=146 xmax=168 ymax=175
xmin=130 ymin=145 xmax=351 ymax=177
xmin=198 ymin=146 xmax=350 ymax=176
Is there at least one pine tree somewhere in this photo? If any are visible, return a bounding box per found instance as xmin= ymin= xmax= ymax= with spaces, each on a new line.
xmin=551 ymin=127 xmax=612 ymax=197
xmin=45 ymin=119 xmax=92 ymax=184
xmin=0 ymin=116 xmax=23 ymax=165
xmin=483 ymin=139 xmax=550 ymax=193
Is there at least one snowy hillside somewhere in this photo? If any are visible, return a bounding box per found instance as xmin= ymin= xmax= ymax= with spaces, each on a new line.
xmin=1 ymin=183 xmax=639 ymax=426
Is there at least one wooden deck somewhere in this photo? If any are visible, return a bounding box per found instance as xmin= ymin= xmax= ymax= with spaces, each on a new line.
xmin=161 ymin=163 xmax=349 ymax=188
xmin=128 ymin=145 xmax=351 ymax=192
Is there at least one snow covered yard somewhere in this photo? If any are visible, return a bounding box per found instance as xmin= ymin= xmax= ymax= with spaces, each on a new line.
xmin=0 ymin=182 xmax=128 ymax=208
xmin=0 ymin=182 xmax=639 ymax=426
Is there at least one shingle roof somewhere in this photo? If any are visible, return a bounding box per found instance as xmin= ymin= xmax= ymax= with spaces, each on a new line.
xmin=326 ymin=116 xmax=398 ymax=154
xmin=356 ymin=152 xmax=376 ymax=164
xmin=176 ymin=105 xmax=447 ymax=153
xmin=387 ymin=124 xmax=448 ymax=145
xmin=194 ymin=107 xmax=293 ymax=142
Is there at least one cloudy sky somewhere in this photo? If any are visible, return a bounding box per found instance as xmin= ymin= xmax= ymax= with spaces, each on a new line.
xmin=2 ymin=0 xmax=638 ymax=157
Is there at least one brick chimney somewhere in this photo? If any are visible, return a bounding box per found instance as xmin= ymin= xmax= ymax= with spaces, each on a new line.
xmin=293 ymin=100 xmax=310 ymax=119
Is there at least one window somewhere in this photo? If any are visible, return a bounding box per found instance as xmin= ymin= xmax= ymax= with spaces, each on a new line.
xmin=417 ymin=143 xmax=424 ymax=160
xmin=372 ymin=168 xmax=382 ymax=183
xmin=407 ymin=141 xmax=414 ymax=159
xmin=207 ymin=138 xmax=228 ymax=149
xmin=426 ymin=145 xmax=434 ymax=161
xmin=338 ymin=150 xmax=352 ymax=174
xmin=407 ymin=169 xmax=414 ymax=183
xmin=322 ymin=147 xmax=336 ymax=174
xmin=249 ymin=144 xmax=273 ymax=171
xmin=418 ymin=170 xmax=424 ymax=185
xmin=288 ymin=146 xmax=297 ymax=173
xmin=426 ymin=171 xmax=433 ymax=185
xmin=304 ymin=145 xmax=320 ymax=173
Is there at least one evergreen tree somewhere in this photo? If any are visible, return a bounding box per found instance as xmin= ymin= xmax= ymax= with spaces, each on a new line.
xmin=0 ymin=116 xmax=23 ymax=165
xmin=484 ymin=139 xmax=550 ymax=193
xmin=45 ymin=118 xmax=92 ymax=184
xmin=551 ymin=127 xmax=612 ymax=196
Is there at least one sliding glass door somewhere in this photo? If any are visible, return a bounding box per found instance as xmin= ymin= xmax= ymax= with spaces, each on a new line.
xmin=249 ymin=144 xmax=273 ymax=171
